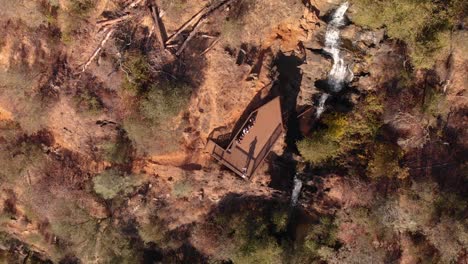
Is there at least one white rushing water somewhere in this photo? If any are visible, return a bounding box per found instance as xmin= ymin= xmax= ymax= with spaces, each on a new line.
xmin=324 ymin=2 xmax=350 ymax=92
xmin=290 ymin=175 xmax=303 ymax=207
xmin=316 ymin=93 xmax=329 ymax=118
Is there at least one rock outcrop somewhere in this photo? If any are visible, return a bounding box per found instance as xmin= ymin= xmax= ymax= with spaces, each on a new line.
xmin=297 ymin=49 xmax=332 ymax=106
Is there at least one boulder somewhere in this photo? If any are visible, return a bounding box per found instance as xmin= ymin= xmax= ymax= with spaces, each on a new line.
xmin=303 ymin=35 xmax=323 ymax=50
xmin=341 ymin=25 xmax=385 ymax=50
xmin=297 ymin=50 xmax=332 ymax=106
xmin=355 ymin=75 xmax=375 ymax=91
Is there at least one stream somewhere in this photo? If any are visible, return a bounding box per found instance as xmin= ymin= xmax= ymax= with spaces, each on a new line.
xmin=316 ymin=2 xmax=352 ymax=118
xmin=290 ymin=174 xmax=303 ymax=207
xmin=291 ymin=2 xmax=352 ymax=207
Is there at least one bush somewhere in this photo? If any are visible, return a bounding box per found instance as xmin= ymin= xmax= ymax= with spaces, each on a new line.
xmin=122 ymin=80 xmax=191 ymax=156
xmin=172 ymin=179 xmax=193 ymax=198
xmin=98 ymin=134 xmax=133 ymax=165
xmin=367 ymin=142 xmax=409 ymax=179
xmin=0 ymin=140 xmax=47 ymax=183
xmin=302 ymin=216 xmax=339 ymax=257
xmin=121 ymin=54 xmax=153 ymax=95
xmin=68 ymin=0 xmax=95 ymax=17
xmin=138 ymin=216 xmax=167 ymax=245
xmin=92 ymin=169 xmax=142 ymax=200
xmin=140 ymin=82 xmax=191 ymax=125
xmin=74 ymin=89 xmax=103 ymax=115
xmin=123 ymin=115 xmax=185 ymax=156
xmin=422 ymin=87 xmax=450 ymax=127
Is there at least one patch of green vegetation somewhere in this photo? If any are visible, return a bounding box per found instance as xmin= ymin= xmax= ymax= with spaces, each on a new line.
xmin=329 ymin=206 xmax=396 ymax=263
xmin=123 ymin=115 xmax=185 ymax=156
xmin=120 ymin=52 xmax=192 ymax=156
xmin=68 ymin=0 xmax=95 ymax=17
xmin=220 ymin=214 xmax=283 ymax=264
xmin=121 ymin=53 xmax=191 ymax=123
xmin=367 ymin=142 xmax=409 ymax=179
xmin=138 ymin=217 xmax=167 ymax=245
xmin=122 ymin=53 xmax=153 ymax=95
xmin=140 ymin=82 xmax=191 ymax=124
xmin=298 ymin=94 xmax=383 ymax=164
xmin=0 ymin=140 xmax=47 ymax=183
xmin=99 ymin=136 xmax=133 ymax=165
xmin=92 ymin=169 xmax=142 ymax=200
xmin=350 ymin=0 xmax=466 ymax=68
xmin=59 ymin=0 xmax=94 ymax=44
xmin=51 ymin=207 xmax=139 ymax=263
xmin=74 ymin=90 xmax=103 ymax=115
xmin=39 ymin=0 xmax=60 ymax=25
xmin=137 ymin=214 xmax=179 ymax=251
xmin=300 ymin=216 xmax=339 ymax=261
xmin=172 ymin=178 xmax=193 ymax=198
xmin=207 ymin=200 xmax=341 ymax=264
xmin=422 ymin=87 xmax=450 ymax=125
xmin=271 ymin=209 xmax=288 ymax=233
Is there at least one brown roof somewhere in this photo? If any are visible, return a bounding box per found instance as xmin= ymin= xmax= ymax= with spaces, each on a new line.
xmin=207 ymin=97 xmax=283 ymax=179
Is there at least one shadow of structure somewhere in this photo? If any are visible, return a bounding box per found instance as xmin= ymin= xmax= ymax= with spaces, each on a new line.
xmin=206 ymin=51 xmax=304 ymax=181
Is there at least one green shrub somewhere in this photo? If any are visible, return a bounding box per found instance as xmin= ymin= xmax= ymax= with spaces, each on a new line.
xmin=271 ymin=209 xmax=288 ymax=233
xmin=121 ymin=54 xmax=153 ymax=94
xmin=422 ymin=87 xmax=450 ymax=123
xmin=92 ymin=169 xmax=142 ymax=200
xmin=74 ymin=90 xmax=102 ymax=115
xmin=367 ymin=142 xmax=409 ymax=179
xmin=172 ymin=179 xmax=193 ymax=198
xmin=68 ymin=0 xmax=95 ymax=17
xmin=122 ymin=77 xmax=191 ymax=156
xmin=138 ymin=217 xmax=167 ymax=245
xmin=123 ymin=115 xmax=185 ymax=156
xmin=0 ymin=140 xmax=47 ymax=183
xmin=98 ymin=135 xmax=133 ymax=165
xmin=303 ymin=216 xmax=338 ymax=255
xmin=210 ymin=206 xmax=286 ymax=263
xmin=140 ymin=82 xmax=191 ymax=125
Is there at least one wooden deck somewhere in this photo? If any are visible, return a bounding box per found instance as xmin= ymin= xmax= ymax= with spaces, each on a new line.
xmin=208 ymin=97 xmax=284 ymax=179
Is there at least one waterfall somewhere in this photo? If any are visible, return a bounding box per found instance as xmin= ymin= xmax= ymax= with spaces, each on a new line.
xmin=290 ymin=174 xmax=303 ymax=207
xmin=324 ymin=2 xmax=350 ymax=92
xmin=316 ymin=93 xmax=329 ymax=118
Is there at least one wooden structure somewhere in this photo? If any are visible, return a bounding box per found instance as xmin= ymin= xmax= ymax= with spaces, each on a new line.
xmin=206 ymin=97 xmax=284 ymax=179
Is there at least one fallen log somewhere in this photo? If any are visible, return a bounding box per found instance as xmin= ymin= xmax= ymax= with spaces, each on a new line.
xmin=166 ymin=0 xmax=237 ymax=45
xmin=149 ymin=3 xmax=166 ymax=48
xmin=165 ymin=6 xmax=207 ymax=45
xmin=200 ymin=37 xmax=220 ymax=56
xmin=97 ymin=14 xmax=131 ymax=28
xmin=81 ymin=29 xmax=115 ymax=72
xmin=176 ymin=17 xmax=207 ymax=56
xmin=126 ymin=0 xmax=144 ymax=9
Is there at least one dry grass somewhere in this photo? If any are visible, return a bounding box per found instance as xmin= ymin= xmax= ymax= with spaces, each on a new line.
xmin=217 ymin=0 xmax=304 ymax=47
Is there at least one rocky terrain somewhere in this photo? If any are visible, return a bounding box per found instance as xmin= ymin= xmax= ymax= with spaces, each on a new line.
xmin=0 ymin=0 xmax=466 ymax=263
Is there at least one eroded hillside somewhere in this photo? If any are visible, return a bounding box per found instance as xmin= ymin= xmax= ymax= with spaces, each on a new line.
xmin=0 ymin=0 xmax=466 ymax=263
